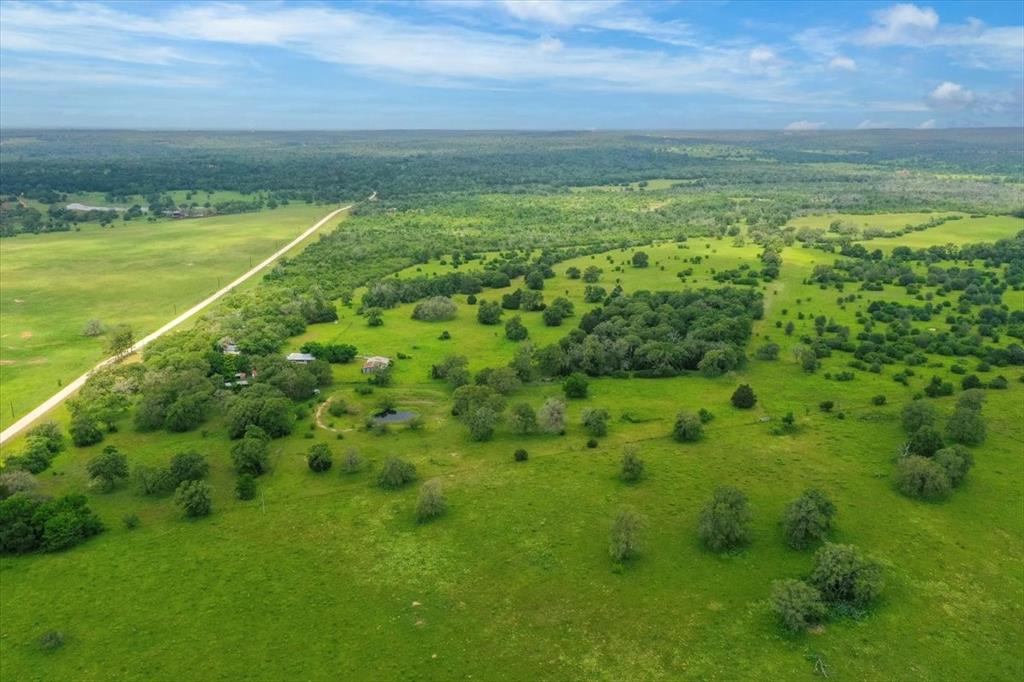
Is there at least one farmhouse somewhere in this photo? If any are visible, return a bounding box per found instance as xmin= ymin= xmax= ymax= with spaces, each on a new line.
xmin=361 ymin=356 xmax=391 ymax=374
xmin=286 ymin=352 xmax=316 ymax=364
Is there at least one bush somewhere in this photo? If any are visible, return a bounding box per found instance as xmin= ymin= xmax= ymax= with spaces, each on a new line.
xmin=175 ymin=480 xmax=213 ymax=518
xmin=961 ymin=374 xmax=983 ymax=390
xmin=563 ymin=372 xmax=589 ymax=399
xmin=411 ymin=296 xmax=457 ymax=321
xmin=945 ymin=406 xmax=986 ymax=446
xmin=70 ymin=414 xmax=104 ymax=447
xmin=0 ymin=470 xmax=38 ymax=500
xmin=907 ymin=426 xmax=944 ymax=457
xmin=378 ymin=457 xmax=417 ymax=489
xmin=510 ymin=403 xmax=538 ymax=434
xmin=871 ymin=394 xmax=887 ymax=406
xmin=133 ymin=465 xmax=176 ymax=496
xmin=756 ymin=342 xmax=780 ymax=360
xmin=934 ymin=444 xmax=974 ymax=487
xmin=26 ymin=422 xmax=64 ymax=454
xmin=698 ymin=408 xmax=715 ymax=423
xmin=896 ymin=456 xmax=951 ymax=500
xmin=731 ymin=384 xmax=757 ymax=409
xmin=477 ymin=300 xmax=503 ymax=325
xmin=37 ymin=630 xmax=66 ymax=651
xmin=86 ymin=446 xmax=129 ymax=492
xmin=901 ymin=400 xmax=937 ymax=433
xmin=620 ymin=446 xmax=644 ymax=482
xmin=342 ymin=448 xmax=363 ymax=473
xmin=581 ymin=408 xmax=609 ymax=437
xmin=770 ymin=579 xmax=826 ymax=632
xmin=505 ymin=316 xmax=529 ymax=341
xmin=586 ymin=438 xmax=598 ymax=448
xmin=538 ymin=397 xmax=566 ymax=434
xmin=0 ymin=493 xmax=103 ymax=554
xmin=466 ymin=406 xmax=500 ymax=441
xmin=514 ymin=448 xmax=528 ymax=462
xmin=782 ymin=489 xmax=836 ymax=550
xmin=307 ymin=443 xmax=333 ymax=472
xmin=698 ymin=486 xmax=751 ymax=552
xmin=808 ymin=543 xmax=883 ymax=608
xmin=235 ymin=474 xmax=257 ymax=500
xmin=415 ymin=480 xmax=447 ymax=523
xmin=818 ymin=400 xmax=834 ymax=413
xmin=609 ymin=507 xmax=644 ymax=563
xmin=328 ymin=400 xmax=348 ymax=418
xmin=672 ymin=411 xmax=703 ymax=442
xmin=123 ymin=513 xmax=140 ymax=530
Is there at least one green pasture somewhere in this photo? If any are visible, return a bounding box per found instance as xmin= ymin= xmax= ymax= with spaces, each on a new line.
xmin=0 ymin=203 xmax=339 ymax=430
xmin=1 ymin=220 xmax=1021 ymax=680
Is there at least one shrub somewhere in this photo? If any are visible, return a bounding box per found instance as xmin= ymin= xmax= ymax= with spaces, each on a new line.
xmin=466 ymin=406 xmax=500 ymax=441
xmin=411 ymin=296 xmax=457 ymax=321
xmin=175 ymin=480 xmax=213 ymax=518
xmin=415 ymin=480 xmax=447 ymax=523
xmin=901 ymin=400 xmax=937 ymax=433
xmin=123 ymin=513 xmax=140 ymax=530
xmin=505 ymin=316 xmax=529 ymax=341
xmin=26 ymin=422 xmax=64 ymax=454
xmin=328 ymin=400 xmax=348 ymax=418
xmin=307 ymin=443 xmax=333 ymax=472
xmin=808 ymin=543 xmax=883 ymax=608
xmin=133 ymin=465 xmax=176 ymax=496
xmin=235 ymin=474 xmax=257 ymax=500
xmin=770 ymin=579 xmax=827 ymax=632
xmin=945 ymin=406 xmax=986 ymax=446
xmin=586 ymin=438 xmax=598 ymax=448
xmin=609 ymin=508 xmax=644 ymax=563
xmin=620 ymin=446 xmax=644 ymax=482
xmin=86 ymin=446 xmax=129 ymax=492
xmin=582 ymin=408 xmax=609 ymax=437
xmin=476 ymin=300 xmax=503 ymax=325
xmin=342 ymin=448 xmax=363 ymax=473
xmin=0 ymin=494 xmax=103 ymax=553
xmin=0 ymin=470 xmax=38 ymax=500
xmin=907 ymin=426 xmax=944 ymax=457
xmin=896 ymin=456 xmax=951 ymax=500
xmin=538 ymin=397 xmax=566 ymax=434
xmin=169 ymin=450 xmax=209 ymax=484
xmin=37 ymin=630 xmax=65 ymax=651
xmin=782 ymin=489 xmax=836 ymax=550
xmin=672 ymin=411 xmax=703 ymax=442
xmin=378 ymin=457 xmax=417 ymax=489
xmin=730 ymin=384 xmax=757 ymax=409
xmin=871 ymin=394 xmax=887 ymax=406
xmin=960 ymin=374 xmax=983 ymax=390
xmin=563 ymin=372 xmax=589 ymax=399
xmin=438 ymin=330 xmax=451 ymax=340
xmin=510 ymin=403 xmax=538 ymax=434
xmin=756 ymin=342 xmax=780 ymax=360
xmin=82 ymin=319 xmax=106 ymax=337
xmin=631 ymin=251 xmax=649 ymax=268
xmin=988 ymin=375 xmax=1008 ymax=389
xmin=698 ymin=486 xmax=751 ymax=552
xmin=819 ymin=400 xmax=834 ymax=413
xmin=514 ymin=448 xmax=528 ymax=462
xmin=923 ymin=375 xmax=954 ymax=398
xmin=698 ymin=408 xmax=715 ymax=424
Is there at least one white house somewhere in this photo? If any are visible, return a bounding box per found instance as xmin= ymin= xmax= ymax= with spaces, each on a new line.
xmin=286 ymin=352 xmax=316 ymax=364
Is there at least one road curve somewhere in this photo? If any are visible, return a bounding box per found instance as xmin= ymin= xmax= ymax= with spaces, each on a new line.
xmin=0 ymin=204 xmax=353 ymax=447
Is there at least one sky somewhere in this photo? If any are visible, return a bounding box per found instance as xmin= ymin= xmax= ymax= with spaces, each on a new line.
xmin=0 ymin=0 xmax=1021 ymax=130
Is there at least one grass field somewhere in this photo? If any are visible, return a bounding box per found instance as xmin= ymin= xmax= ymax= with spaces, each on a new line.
xmin=0 ymin=214 xmax=1021 ymax=680
xmin=0 ymin=203 xmax=338 ymax=430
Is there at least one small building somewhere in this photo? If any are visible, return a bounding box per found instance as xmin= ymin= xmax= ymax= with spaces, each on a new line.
xmin=362 ymin=356 xmax=391 ymax=374
xmin=221 ymin=340 xmax=240 ymax=356
xmin=286 ymin=352 xmax=316 ymax=364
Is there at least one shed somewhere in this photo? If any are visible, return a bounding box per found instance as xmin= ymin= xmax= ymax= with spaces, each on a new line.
xmin=286 ymin=352 xmax=316 ymax=364
xmin=362 ymin=356 xmax=391 ymax=374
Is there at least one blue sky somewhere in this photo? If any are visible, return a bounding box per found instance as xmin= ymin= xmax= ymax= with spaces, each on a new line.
xmin=0 ymin=1 xmax=1021 ymax=129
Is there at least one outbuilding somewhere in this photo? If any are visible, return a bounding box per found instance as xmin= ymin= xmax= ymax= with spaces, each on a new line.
xmin=361 ymin=356 xmax=391 ymax=373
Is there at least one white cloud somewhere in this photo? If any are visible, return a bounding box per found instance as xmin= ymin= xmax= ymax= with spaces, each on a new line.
xmin=917 ymin=118 xmax=936 ymax=129
xmin=928 ymin=81 xmax=975 ymax=109
xmin=861 ymin=3 xmax=939 ymax=46
xmin=856 ymin=119 xmax=890 ymax=129
xmin=497 ymin=0 xmax=619 ymax=27
xmin=828 ymin=56 xmax=857 ymax=72
xmin=785 ymin=120 xmax=826 ymax=130
xmin=749 ymin=47 xmax=781 ymax=68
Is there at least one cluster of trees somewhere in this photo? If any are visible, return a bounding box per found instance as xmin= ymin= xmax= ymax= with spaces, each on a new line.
xmin=0 ymin=493 xmax=104 ymax=554
xmin=3 ymin=422 xmax=65 ymax=474
xmin=896 ymin=396 xmax=982 ymax=500
xmin=532 ymin=288 xmax=761 ymax=378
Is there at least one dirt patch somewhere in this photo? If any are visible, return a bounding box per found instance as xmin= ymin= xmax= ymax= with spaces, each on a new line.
xmin=0 ymin=360 xmax=15 ymax=366
xmin=19 ymin=331 xmax=32 ymax=339
xmin=13 ymin=299 xmax=25 ymax=304
xmin=27 ymin=357 xmax=48 ymax=365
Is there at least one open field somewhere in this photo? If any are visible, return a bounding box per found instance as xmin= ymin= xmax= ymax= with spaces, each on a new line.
xmin=1 ymin=205 xmax=1021 ymax=680
xmin=0 ymin=203 xmax=337 ymax=430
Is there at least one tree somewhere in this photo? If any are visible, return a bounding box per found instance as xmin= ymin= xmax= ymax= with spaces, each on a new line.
xmin=342 ymin=448 xmax=364 ymax=474
xmin=483 ymin=367 xmax=521 ymax=395
xmin=672 ymin=411 xmax=703 ymax=442
xmin=169 ymin=450 xmax=209 ymax=485
xmin=901 ymin=400 xmax=938 ymax=434
xmin=510 ymin=403 xmax=538 ymax=434
xmin=175 ymin=480 xmax=213 ymax=518
xmin=896 ymin=456 xmax=951 ymax=499
xmin=105 ymin=324 xmax=134 ymax=357
xmin=514 ymin=448 xmax=529 ymax=462
xmin=467 ymin=406 xmax=499 ymax=441
xmin=631 ymin=251 xmax=649 ymax=268
xmin=134 ymin=465 xmax=176 ymax=496
xmin=378 ymin=457 xmax=417 ymax=489
xmin=70 ymin=413 xmax=104 ymax=447
xmin=582 ymin=266 xmax=602 ymax=283
xmin=782 ymin=489 xmax=836 ymax=550
xmin=808 ymin=543 xmax=883 ymax=608
xmin=620 ymin=446 xmax=644 ymax=483
xmin=26 ymin=422 xmax=64 ymax=454
xmin=538 ymin=397 xmax=566 ymax=434
xmin=566 ymin=266 xmax=581 ymax=279
xmin=365 ymin=308 xmax=384 ymax=327
xmin=770 ymin=579 xmax=826 ymax=633
xmin=415 ymin=480 xmax=447 ymax=523
xmin=231 ymin=433 xmax=270 ymax=476
xmin=698 ymin=486 xmax=750 ymax=551
xmin=86 ymin=446 xmax=129 ymax=492
xmin=756 ymin=342 xmax=780 ymax=360
xmin=945 ymin=406 xmax=986 ymax=445
xmin=582 ymin=408 xmax=609 ymax=437
xmin=563 ymin=372 xmax=589 ymax=399
xmin=609 ymin=508 xmax=644 ymax=563
xmin=934 ymin=445 xmax=974 ymax=487
xmin=907 ymin=426 xmax=944 ymax=457
xmin=477 ymin=300 xmax=502 ymax=325
xmin=235 ymin=474 xmax=257 ymax=500
xmin=81 ymin=319 xmax=105 ymax=337
xmin=307 ymin=443 xmax=333 ymax=472
xmin=730 ymin=384 xmax=757 ymax=409
xmin=505 ymin=316 xmax=529 ymax=341
xmin=525 ymin=270 xmax=545 ymax=290
xmin=411 ymin=296 xmax=457 ymax=321
xmin=0 ymin=470 xmax=38 ymax=500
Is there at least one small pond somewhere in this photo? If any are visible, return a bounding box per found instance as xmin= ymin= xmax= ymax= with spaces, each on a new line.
xmin=372 ymin=410 xmax=419 ymax=424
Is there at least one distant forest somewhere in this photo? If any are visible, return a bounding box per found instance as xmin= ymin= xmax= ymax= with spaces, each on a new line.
xmin=2 ymin=129 xmax=1022 ymax=204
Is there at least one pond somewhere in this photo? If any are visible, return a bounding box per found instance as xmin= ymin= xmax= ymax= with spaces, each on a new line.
xmin=372 ymin=410 xmax=419 ymax=424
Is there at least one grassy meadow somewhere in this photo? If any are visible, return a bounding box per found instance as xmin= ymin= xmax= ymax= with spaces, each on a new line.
xmin=0 ymin=203 xmax=338 ymax=430
xmin=1 ymin=212 xmax=1021 ymax=680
